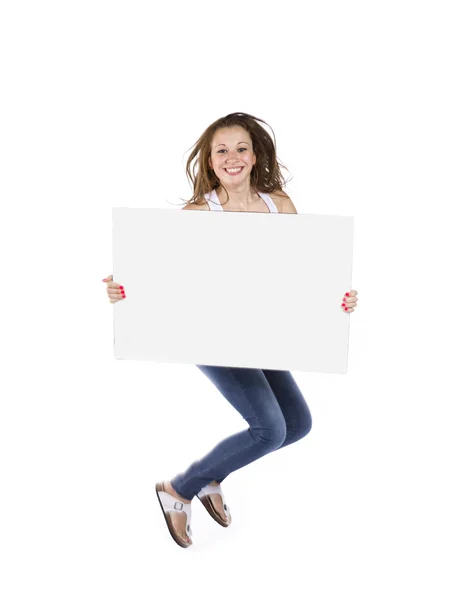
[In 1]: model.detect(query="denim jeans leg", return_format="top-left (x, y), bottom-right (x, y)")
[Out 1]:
top-left (262, 369), bottom-right (312, 448)
top-left (170, 365), bottom-right (288, 500)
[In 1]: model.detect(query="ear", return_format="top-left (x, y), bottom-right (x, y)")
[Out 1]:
top-left (208, 156), bottom-right (212, 169)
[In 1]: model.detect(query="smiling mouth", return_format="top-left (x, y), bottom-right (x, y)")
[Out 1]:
top-left (224, 167), bottom-right (244, 174)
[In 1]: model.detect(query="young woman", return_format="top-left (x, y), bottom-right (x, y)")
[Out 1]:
top-left (102, 112), bottom-right (358, 549)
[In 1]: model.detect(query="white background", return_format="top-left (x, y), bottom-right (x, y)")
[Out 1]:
top-left (1, 1), bottom-right (448, 598)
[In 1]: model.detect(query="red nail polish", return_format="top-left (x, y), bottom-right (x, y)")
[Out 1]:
top-left (119, 286), bottom-right (124, 290)
top-left (345, 307), bottom-right (348, 311)
top-left (345, 293), bottom-right (350, 297)
top-left (342, 303), bottom-right (346, 307)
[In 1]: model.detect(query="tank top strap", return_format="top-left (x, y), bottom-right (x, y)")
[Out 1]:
top-left (258, 192), bottom-right (278, 213)
top-left (204, 189), bottom-right (223, 211)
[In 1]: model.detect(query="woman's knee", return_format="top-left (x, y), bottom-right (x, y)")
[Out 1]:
top-left (300, 413), bottom-right (313, 438)
top-left (251, 417), bottom-right (287, 449)
top-left (288, 412), bottom-right (313, 444)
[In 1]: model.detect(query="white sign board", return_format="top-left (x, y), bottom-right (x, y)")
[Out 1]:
top-left (112, 208), bottom-right (354, 374)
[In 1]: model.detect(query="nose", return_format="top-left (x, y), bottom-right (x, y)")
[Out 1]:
top-left (226, 150), bottom-right (240, 162)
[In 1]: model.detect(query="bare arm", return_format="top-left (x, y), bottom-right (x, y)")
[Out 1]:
top-left (271, 191), bottom-right (298, 214)
top-left (181, 201), bottom-right (208, 210)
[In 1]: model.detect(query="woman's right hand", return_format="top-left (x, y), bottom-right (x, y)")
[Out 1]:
top-left (102, 274), bottom-right (126, 303)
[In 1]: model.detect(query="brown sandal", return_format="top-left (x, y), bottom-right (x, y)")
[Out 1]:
top-left (155, 482), bottom-right (193, 548)
top-left (196, 484), bottom-right (232, 528)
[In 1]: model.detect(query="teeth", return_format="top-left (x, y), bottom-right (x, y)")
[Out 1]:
top-left (226, 167), bottom-right (243, 173)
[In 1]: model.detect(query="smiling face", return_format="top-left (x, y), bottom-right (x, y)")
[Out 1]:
top-left (208, 126), bottom-right (257, 185)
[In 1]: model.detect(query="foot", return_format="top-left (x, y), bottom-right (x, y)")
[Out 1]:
top-left (204, 481), bottom-right (231, 524)
top-left (163, 481), bottom-right (192, 546)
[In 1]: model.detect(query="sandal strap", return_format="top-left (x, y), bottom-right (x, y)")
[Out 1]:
top-left (198, 485), bottom-right (231, 518)
top-left (197, 484), bottom-right (224, 499)
top-left (157, 490), bottom-right (193, 537)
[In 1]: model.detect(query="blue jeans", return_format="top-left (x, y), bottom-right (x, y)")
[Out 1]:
top-left (171, 365), bottom-right (312, 500)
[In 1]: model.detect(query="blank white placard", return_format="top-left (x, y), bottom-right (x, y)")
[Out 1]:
top-left (112, 208), bottom-right (354, 374)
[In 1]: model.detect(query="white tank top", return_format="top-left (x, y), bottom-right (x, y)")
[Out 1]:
top-left (203, 188), bottom-right (278, 213)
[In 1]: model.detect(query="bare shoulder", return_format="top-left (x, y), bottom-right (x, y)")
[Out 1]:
top-left (269, 190), bottom-right (298, 214)
top-left (182, 198), bottom-right (210, 211)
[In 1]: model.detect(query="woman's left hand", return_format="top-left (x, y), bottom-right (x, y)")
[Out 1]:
top-left (341, 289), bottom-right (358, 313)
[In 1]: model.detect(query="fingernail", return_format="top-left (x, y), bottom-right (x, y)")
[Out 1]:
top-left (119, 286), bottom-right (124, 289)
top-left (345, 307), bottom-right (348, 311)
top-left (342, 303), bottom-right (346, 307)
top-left (345, 293), bottom-right (350, 297)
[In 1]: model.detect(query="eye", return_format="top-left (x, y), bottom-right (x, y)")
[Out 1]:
top-left (217, 148), bottom-right (248, 153)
